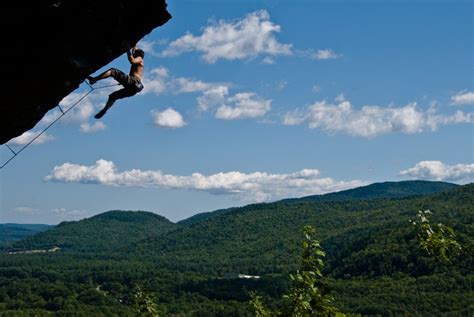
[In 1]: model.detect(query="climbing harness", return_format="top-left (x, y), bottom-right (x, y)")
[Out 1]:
top-left (0, 81), bottom-right (120, 169)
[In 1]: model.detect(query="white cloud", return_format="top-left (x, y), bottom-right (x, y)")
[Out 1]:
top-left (173, 77), bottom-right (214, 94)
top-left (196, 85), bottom-right (229, 112)
top-left (161, 10), bottom-right (292, 63)
top-left (216, 92), bottom-right (272, 119)
top-left (80, 122), bottom-right (107, 133)
top-left (283, 99), bottom-right (473, 138)
top-left (400, 161), bottom-right (474, 182)
top-left (151, 108), bottom-right (186, 128)
top-left (424, 109), bottom-right (473, 130)
top-left (312, 49), bottom-right (341, 60)
top-left (451, 90), bottom-right (474, 105)
top-left (13, 206), bottom-right (39, 214)
top-left (137, 39), bottom-right (169, 58)
top-left (142, 67), bottom-right (169, 95)
top-left (58, 93), bottom-right (97, 124)
top-left (262, 56), bottom-right (275, 64)
top-left (36, 93), bottom-right (95, 128)
top-left (138, 39), bottom-right (157, 56)
top-left (151, 67), bottom-right (170, 78)
top-left (142, 67), bottom-right (271, 120)
top-left (53, 207), bottom-right (91, 221)
top-left (45, 159), bottom-right (365, 202)
top-left (282, 112), bottom-right (306, 126)
top-left (56, 92), bottom-right (110, 133)
top-left (190, 84), bottom-right (271, 119)
top-left (8, 131), bottom-right (55, 145)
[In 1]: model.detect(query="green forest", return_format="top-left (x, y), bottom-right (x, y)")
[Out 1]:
top-left (1, 181), bottom-right (473, 316)
top-left (0, 224), bottom-right (51, 245)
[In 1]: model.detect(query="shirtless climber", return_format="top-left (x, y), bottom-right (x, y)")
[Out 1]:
top-left (87, 46), bottom-right (145, 119)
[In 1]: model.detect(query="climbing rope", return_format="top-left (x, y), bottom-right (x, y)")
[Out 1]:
top-left (0, 81), bottom-right (120, 169)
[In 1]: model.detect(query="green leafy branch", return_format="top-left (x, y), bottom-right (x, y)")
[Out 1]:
top-left (409, 210), bottom-right (462, 263)
top-left (133, 285), bottom-right (159, 316)
top-left (250, 225), bottom-right (345, 317)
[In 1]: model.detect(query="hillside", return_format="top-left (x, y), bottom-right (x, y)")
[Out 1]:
top-left (178, 207), bottom-right (239, 226)
top-left (1, 182), bottom-right (472, 315)
top-left (0, 224), bottom-right (52, 247)
top-left (129, 183), bottom-right (473, 315)
top-left (179, 180), bottom-right (457, 228)
top-left (134, 183), bottom-right (473, 275)
top-left (280, 180), bottom-right (458, 203)
top-left (7, 210), bottom-right (177, 253)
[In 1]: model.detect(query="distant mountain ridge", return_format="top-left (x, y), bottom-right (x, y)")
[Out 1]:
top-left (6, 210), bottom-right (176, 252)
top-left (3, 180), bottom-right (461, 252)
top-left (0, 223), bottom-right (52, 247)
top-left (279, 180), bottom-right (458, 203)
top-left (181, 180), bottom-right (458, 226)
top-left (131, 183), bottom-right (472, 275)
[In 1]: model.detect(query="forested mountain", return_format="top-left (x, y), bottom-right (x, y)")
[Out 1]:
top-left (180, 180), bottom-right (457, 225)
top-left (132, 183), bottom-right (472, 276)
top-left (280, 180), bottom-right (458, 203)
top-left (1, 182), bottom-right (472, 315)
top-left (0, 224), bottom-right (52, 246)
top-left (5, 210), bottom-right (177, 253)
top-left (177, 207), bottom-right (239, 227)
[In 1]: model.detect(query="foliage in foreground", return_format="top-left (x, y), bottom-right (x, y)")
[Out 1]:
top-left (410, 210), bottom-right (462, 263)
top-left (250, 225), bottom-right (345, 317)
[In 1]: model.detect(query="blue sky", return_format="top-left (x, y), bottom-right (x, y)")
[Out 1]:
top-left (1, 0), bottom-right (473, 224)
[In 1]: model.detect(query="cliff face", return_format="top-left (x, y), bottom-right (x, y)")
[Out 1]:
top-left (0, 0), bottom-right (171, 145)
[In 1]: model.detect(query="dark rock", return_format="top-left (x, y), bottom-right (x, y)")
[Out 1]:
top-left (0, 0), bottom-right (171, 144)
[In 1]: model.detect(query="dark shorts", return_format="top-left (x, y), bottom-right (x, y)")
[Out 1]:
top-left (109, 68), bottom-right (144, 100)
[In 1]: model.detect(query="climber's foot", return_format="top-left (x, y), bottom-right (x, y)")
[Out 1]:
top-left (87, 76), bottom-right (97, 85)
top-left (94, 109), bottom-right (107, 119)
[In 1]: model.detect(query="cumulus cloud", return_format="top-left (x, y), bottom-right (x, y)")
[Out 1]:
top-left (451, 90), bottom-right (474, 105)
top-left (262, 56), bottom-right (275, 64)
top-left (173, 79), bottom-right (271, 119)
top-left (142, 67), bottom-right (169, 95)
top-left (80, 122), bottom-right (107, 133)
top-left (53, 207), bottom-right (91, 221)
top-left (296, 49), bottom-right (341, 61)
top-left (138, 39), bottom-right (158, 56)
top-left (31, 94), bottom-right (93, 128)
top-left (161, 10), bottom-right (292, 63)
top-left (424, 109), bottom-right (473, 130)
top-left (144, 67), bottom-right (271, 120)
top-left (312, 49), bottom-right (341, 60)
top-left (8, 131), bottom-right (55, 145)
top-left (57, 92), bottom-right (97, 124)
top-left (137, 39), bottom-right (169, 58)
top-left (45, 159), bottom-right (365, 202)
top-left (400, 161), bottom-right (474, 182)
top-left (283, 99), bottom-right (473, 138)
top-left (13, 206), bottom-right (39, 214)
top-left (216, 93), bottom-right (272, 120)
top-left (196, 85), bottom-right (230, 112)
top-left (151, 108), bottom-right (186, 128)
top-left (173, 77), bottom-right (216, 94)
